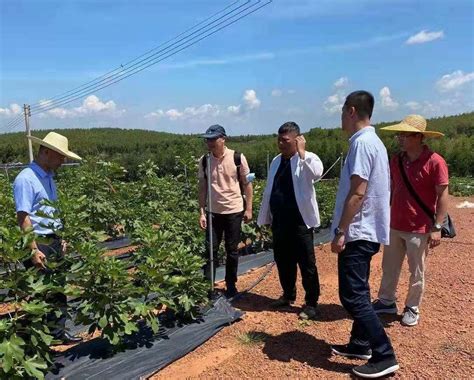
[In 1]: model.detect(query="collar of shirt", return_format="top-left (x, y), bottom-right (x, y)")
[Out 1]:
top-left (401, 145), bottom-right (432, 165)
top-left (349, 125), bottom-right (374, 144)
top-left (211, 146), bottom-right (229, 161)
top-left (30, 161), bottom-right (54, 179)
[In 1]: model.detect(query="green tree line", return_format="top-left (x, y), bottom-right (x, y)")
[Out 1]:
top-left (0, 112), bottom-right (472, 179)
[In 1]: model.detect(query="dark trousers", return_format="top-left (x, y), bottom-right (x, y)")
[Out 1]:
top-left (338, 240), bottom-right (396, 362)
top-left (24, 238), bottom-right (67, 339)
top-left (272, 223), bottom-right (320, 307)
top-left (204, 211), bottom-right (243, 286)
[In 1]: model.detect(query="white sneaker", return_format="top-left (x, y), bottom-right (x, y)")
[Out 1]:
top-left (401, 306), bottom-right (419, 326)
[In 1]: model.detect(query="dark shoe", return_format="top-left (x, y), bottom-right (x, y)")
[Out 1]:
top-left (372, 299), bottom-right (397, 315)
top-left (270, 296), bottom-right (294, 308)
top-left (224, 285), bottom-right (238, 298)
top-left (298, 305), bottom-right (318, 320)
top-left (58, 331), bottom-right (83, 344)
top-left (331, 343), bottom-right (372, 360)
top-left (352, 357), bottom-right (399, 378)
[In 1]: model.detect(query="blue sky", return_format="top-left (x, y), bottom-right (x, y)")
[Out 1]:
top-left (1, 0), bottom-right (473, 135)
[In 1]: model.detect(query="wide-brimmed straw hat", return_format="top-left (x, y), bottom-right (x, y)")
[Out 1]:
top-left (28, 132), bottom-right (82, 160)
top-left (380, 114), bottom-right (444, 138)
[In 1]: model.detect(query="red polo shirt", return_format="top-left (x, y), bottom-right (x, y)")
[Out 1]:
top-left (390, 146), bottom-right (449, 233)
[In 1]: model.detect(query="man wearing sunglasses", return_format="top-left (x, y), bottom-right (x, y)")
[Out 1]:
top-left (198, 124), bottom-right (253, 298)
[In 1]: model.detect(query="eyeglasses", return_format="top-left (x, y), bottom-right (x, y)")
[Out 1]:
top-left (204, 137), bottom-right (218, 142)
top-left (395, 133), bottom-right (419, 139)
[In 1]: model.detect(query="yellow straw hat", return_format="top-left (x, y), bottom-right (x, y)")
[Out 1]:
top-left (28, 132), bottom-right (82, 160)
top-left (380, 114), bottom-right (444, 138)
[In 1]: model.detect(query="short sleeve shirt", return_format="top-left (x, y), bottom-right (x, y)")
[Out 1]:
top-left (390, 146), bottom-right (449, 233)
top-left (198, 148), bottom-right (250, 214)
top-left (331, 127), bottom-right (391, 245)
top-left (13, 162), bottom-right (62, 235)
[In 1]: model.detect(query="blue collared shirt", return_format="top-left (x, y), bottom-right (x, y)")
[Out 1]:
top-left (13, 162), bottom-right (62, 235)
top-left (331, 126), bottom-right (390, 245)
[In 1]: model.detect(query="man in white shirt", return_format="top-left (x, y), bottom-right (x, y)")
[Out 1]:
top-left (329, 91), bottom-right (398, 378)
top-left (258, 121), bottom-right (323, 320)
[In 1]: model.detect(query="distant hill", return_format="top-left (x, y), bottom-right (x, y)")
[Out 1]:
top-left (1, 112), bottom-right (472, 178)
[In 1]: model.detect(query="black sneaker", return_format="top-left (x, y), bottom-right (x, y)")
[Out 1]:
top-left (270, 296), bottom-right (295, 308)
top-left (372, 299), bottom-right (397, 315)
top-left (331, 343), bottom-right (372, 360)
top-left (224, 285), bottom-right (238, 298)
top-left (352, 357), bottom-right (399, 378)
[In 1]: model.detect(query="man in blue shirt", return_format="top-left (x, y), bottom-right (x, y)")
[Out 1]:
top-left (13, 131), bottom-right (83, 344)
top-left (329, 91), bottom-right (398, 378)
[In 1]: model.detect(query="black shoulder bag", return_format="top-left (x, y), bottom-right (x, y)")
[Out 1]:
top-left (397, 154), bottom-right (456, 238)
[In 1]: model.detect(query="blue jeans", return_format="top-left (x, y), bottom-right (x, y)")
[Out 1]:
top-left (338, 240), bottom-right (395, 362)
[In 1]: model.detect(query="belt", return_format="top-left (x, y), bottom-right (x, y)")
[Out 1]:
top-left (36, 234), bottom-right (61, 244)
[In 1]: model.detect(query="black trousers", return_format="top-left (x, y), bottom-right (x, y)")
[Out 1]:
top-left (272, 222), bottom-right (320, 307)
top-left (338, 240), bottom-right (396, 362)
top-left (204, 211), bottom-right (243, 286)
top-left (24, 237), bottom-right (67, 339)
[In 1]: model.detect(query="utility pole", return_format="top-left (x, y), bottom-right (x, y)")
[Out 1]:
top-left (23, 104), bottom-right (33, 162)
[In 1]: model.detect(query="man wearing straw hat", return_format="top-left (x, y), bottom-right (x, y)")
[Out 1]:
top-left (372, 115), bottom-right (449, 327)
top-left (13, 131), bottom-right (83, 344)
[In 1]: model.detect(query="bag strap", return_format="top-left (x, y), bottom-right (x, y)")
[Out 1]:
top-left (397, 154), bottom-right (435, 223)
top-left (234, 151), bottom-right (242, 183)
top-left (202, 151), bottom-right (243, 187)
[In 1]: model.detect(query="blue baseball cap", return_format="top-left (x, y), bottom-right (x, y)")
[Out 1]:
top-left (201, 124), bottom-right (227, 139)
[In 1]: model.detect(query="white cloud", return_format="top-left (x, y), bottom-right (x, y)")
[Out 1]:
top-left (38, 95), bottom-right (125, 119)
top-left (159, 52), bottom-right (274, 70)
top-left (379, 86), bottom-right (399, 111)
top-left (436, 70), bottom-right (474, 92)
top-left (324, 77), bottom-right (350, 114)
top-left (227, 105), bottom-right (242, 115)
top-left (0, 103), bottom-right (22, 117)
top-left (287, 89), bottom-right (296, 94)
top-left (405, 101), bottom-right (421, 111)
top-left (271, 89), bottom-right (283, 97)
top-left (145, 104), bottom-right (220, 121)
top-left (406, 30), bottom-right (444, 45)
top-left (324, 93), bottom-right (345, 114)
top-left (243, 89), bottom-right (261, 110)
top-left (334, 76), bottom-right (349, 88)
top-left (145, 89), bottom-right (261, 122)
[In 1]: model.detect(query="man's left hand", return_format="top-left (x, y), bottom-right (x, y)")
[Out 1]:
top-left (428, 230), bottom-right (441, 249)
top-left (243, 209), bottom-right (253, 223)
top-left (331, 234), bottom-right (345, 254)
top-left (295, 135), bottom-right (306, 159)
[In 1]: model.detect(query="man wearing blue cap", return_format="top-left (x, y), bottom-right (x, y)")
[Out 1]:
top-left (198, 124), bottom-right (253, 298)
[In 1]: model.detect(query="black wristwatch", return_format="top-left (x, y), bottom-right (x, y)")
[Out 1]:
top-left (334, 227), bottom-right (345, 236)
top-left (432, 222), bottom-right (442, 232)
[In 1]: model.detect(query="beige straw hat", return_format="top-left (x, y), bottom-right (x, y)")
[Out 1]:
top-left (380, 114), bottom-right (444, 138)
top-left (28, 132), bottom-right (82, 160)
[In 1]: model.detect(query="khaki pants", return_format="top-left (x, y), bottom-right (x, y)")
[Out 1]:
top-left (378, 228), bottom-right (430, 309)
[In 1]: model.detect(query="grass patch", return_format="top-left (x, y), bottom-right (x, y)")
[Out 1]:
top-left (450, 177), bottom-right (474, 197)
top-left (236, 331), bottom-right (269, 345)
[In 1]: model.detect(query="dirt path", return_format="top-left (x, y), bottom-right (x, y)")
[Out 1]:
top-left (152, 195), bottom-right (474, 379)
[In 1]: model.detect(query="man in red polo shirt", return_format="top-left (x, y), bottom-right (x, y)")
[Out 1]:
top-left (372, 115), bottom-right (449, 326)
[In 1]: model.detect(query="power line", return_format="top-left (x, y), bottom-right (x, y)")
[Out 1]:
top-left (29, 0), bottom-right (244, 111)
top-left (0, 118), bottom-right (23, 134)
top-left (0, 0), bottom-right (272, 131)
top-left (31, 0), bottom-right (270, 115)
